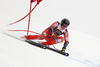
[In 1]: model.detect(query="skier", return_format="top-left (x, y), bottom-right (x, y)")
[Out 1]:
top-left (24, 18), bottom-right (70, 53)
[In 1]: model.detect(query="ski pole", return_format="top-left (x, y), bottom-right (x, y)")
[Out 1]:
top-left (27, 0), bottom-right (32, 36)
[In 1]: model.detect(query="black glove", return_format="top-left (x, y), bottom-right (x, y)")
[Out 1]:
top-left (61, 48), bottom-right (66, 53)
top-left (61, 42), bottom-right (69, 53)
top-left (50, 26), bottom-right (54, 33)
top-left (51, 32), bottom-right (56, 39)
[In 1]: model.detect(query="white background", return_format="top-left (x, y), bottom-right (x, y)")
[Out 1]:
top-left (0, 0), bottom-right (100, 38)
top-left (0, 0), bottom-right (100, 67)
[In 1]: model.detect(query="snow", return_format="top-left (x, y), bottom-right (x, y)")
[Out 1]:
top-left (0, 28), bottom-right (100, 67)
top-left (0, 0), bottom-right (100, 67)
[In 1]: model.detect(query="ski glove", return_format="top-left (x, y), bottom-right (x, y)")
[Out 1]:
top-left (61, 48), bottom-right (66, 53)
top-left (61, 42), bottom-right (69, 52)
top-left (51, 32), bottom-right (56, 39)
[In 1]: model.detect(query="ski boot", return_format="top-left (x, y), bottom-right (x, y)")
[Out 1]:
top-left (61, 48), bottom-right (66, 53)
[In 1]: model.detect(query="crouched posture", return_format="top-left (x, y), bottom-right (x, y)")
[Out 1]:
top-left (25, 18), bottom-right (70, 52)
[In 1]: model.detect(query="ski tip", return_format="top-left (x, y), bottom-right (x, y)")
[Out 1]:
top-left (65, 53), bottom-right (69, 56)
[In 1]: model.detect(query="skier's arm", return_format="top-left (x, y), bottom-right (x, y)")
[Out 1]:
top-left (50, 21), bottom-right (59, 33)
top-left (61, 31), bottom-right (69, 52)
top-left (49, 21), bottom-right (59, 39)
top-left (50, 26), bottom-right (54, 33)
top-left (63, 30), bottom-right (69, 49)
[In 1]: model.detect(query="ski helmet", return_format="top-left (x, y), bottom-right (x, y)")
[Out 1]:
top-left (61, 18), bottom-right (70, 27)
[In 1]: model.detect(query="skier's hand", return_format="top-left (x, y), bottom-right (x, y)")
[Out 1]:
top-left (61, 48), bottom-right (66, 53)
top-left (51, 32), bottom-right (56, 39)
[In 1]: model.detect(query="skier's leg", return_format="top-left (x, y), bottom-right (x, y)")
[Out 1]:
top-left (23, 27), bottom-right (50, 40)
top-left (42, 27), bottom-right (51, 36)
top-left (24, 35), bottom-right (45, 40)
top-left (42, 36), bottom-right (64, 45)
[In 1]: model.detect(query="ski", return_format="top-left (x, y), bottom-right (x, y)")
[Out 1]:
top-left (46, 45), bottom-right (69, 56)
top-left (4, 32), bottom-right (69, 56)
top-left (25, 40), bottom-right (69, 56)
top-left (25, 40), bottom-right (47, 49)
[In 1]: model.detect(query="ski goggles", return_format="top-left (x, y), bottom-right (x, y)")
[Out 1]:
top-left (62, 24), bottom-right (68, 27)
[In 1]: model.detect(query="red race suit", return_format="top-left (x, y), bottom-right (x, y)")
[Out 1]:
top-left (25, 21), bottom-right (69, 45)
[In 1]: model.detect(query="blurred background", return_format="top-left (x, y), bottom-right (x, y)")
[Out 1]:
top-left (0, 0), bottom-right (100, 38)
